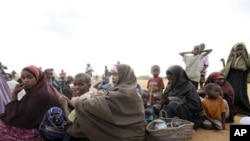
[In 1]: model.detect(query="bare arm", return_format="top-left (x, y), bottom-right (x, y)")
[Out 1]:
top-left (59, 96), bottom-right (71, 123)
top-left (220, 58), bottom-right (225, 67)
top-left (201, 49), bottom-right (213, 56)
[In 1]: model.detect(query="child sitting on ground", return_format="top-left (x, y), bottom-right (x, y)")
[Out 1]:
top-left (201, 83), bottom-right (226, 130)
top-left (153, 92), bottom-right (167, 119)
top-left (141, 89), bottom-right (155, 124)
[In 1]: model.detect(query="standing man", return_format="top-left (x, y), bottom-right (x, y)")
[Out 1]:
top-left (85, 63), bottom-right (94, 77)
top-left (104, 65), bottom-right (110, 77)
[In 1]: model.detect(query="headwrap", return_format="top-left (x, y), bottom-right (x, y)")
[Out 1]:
top-left (0, 65), bottom-right (61, 129)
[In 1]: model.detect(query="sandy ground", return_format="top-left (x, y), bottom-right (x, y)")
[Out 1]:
top-left (137, 79), bottom-right (250, 141)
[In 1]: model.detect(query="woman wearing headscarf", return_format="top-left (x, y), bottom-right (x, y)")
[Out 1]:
top-left (163, 65), bottom-right (203, 129)
top-left (0, 65), bottom-right (68, 141)
top-left (66, 64), bottom-right (146, 141)
top-left (204, 72), bottom-right (237, 123)
top-left (222, 42), bottom-right (250, 116)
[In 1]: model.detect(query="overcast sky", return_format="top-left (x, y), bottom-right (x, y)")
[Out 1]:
top-left (1, 0), bottom-right (250, 77)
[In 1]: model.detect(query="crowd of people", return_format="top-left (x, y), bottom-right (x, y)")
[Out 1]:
top-left (0, 42), bottom-right (250, 141)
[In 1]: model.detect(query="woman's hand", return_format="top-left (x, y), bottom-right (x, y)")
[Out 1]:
top-left (11, 83), bottom-right (25, 101)
top-left (13, 83), bottom-right (25, 95)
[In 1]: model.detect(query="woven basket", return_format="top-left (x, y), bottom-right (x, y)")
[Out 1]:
top-left (146, 118), bottom-right (194, 141)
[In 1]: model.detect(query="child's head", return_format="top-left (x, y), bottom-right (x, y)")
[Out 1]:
top-left (204, 83), bottom-right (222, 99)
top-left (73, 73), bottom-right (91, 96)
top-left (4, 73), bottom-right (12, 81)
top-left (153, 92), bottom-right (164, 105)
top-left (151, 65), bottom-right (160, 77)
top-left (192, 45), bottom-right (201, 55)
top-left (200, 43), bottom-right (205, 50)
top-left (44, 68), bottom-right (54, 79)
top-left (141, 89), bottom-right (150, 106)
top-left (102, 76), bottom-right (110, 84)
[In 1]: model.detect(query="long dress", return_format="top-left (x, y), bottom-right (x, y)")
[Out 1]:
top-left (222, 42), bottom-right (250, 116)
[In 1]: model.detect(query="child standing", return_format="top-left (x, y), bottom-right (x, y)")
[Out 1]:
top-left (147, 65), bottom-right (165, 105)
top-left (202, 83), bottom-right (226, 130)
top-left (179, 45), bottom-right (212, 89)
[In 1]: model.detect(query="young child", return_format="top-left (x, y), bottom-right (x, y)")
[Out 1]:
top-left (201, 83), bottom-right (226, 130)
top-left (39, 73), bottom-right (93, 140)
top-left (68, 73), bottom-right (93, 123)
top-left (147, 65), bottom-right (165, 96)
top-left (141, 89), bottom-right (155, 124)
top-left (152, 92), bottom-right (167, 119)
top-left (179, 45), bottom-right (212, 89)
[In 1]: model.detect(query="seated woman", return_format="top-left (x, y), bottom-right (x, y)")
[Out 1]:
top-left (65, 64), bottom-right (146, 141)
top-left (163, 65), bottom-right (203, 129)
top-left (204, 71), bottom-right (237, 123)
top-left (0, 65), bottom-right (68, 141)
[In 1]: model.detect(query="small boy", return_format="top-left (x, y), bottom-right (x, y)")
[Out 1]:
top-left (202, 83), bottom-right (226, 130)
top-left (147, 65), bottom-right (165, 93)
top-left (179, 45), bottom-right (212, 89)
top-left (152, 92), bottom-right (167, 119)
top-left (68, 73), bottom-right (93, 123)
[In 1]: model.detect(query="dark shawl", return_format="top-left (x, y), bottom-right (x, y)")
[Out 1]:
top-left (67, 64), bottom-right (146, 141)
top-left (164, 65), bottom-right (203, 127)
top-left (205, 71), bottom-right (237, 122)
top-left (0, 65), bottom-right (60, 129)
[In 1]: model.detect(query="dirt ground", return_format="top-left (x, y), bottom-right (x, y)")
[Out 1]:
top-left (137, 79), bottom-right (250, 141)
